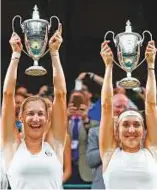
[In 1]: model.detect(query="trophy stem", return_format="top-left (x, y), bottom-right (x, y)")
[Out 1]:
top-left (34, 60), bottom-right (39, 66)
top-left (127, 72), bottom-right (132, 78)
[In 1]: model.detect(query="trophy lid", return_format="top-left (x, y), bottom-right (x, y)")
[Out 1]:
top-left (32, 5), bottom-right (40, 19)
top-left (115, 20), bottom-right (142, 45)
top-left (125, 20), bottom-right (132, 33)
top-left (22, 4), bottom-right (49, 28)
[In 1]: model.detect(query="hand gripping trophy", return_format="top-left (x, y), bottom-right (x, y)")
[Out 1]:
top-left (12, 5), bottom-right (60, 76)
top-left (104, 20), bottom-right (153, 89)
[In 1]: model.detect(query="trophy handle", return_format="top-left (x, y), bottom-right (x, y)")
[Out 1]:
top-left (42, 16), bottom-right (61, 57)
top-left (104, 31), bottom-right (116, 43)
top-left (12, 15), bottom-right (31, 57)
top-left (135, 30), bottom-right (153, 70)
top-left (12, 15), bottom-right (23, 33)
top-left (141, 30), bottom-right (153, 43)
top-left (104, 31), bottom-right (123, 69)
top-left (48, 16), bottom-right (60, 32)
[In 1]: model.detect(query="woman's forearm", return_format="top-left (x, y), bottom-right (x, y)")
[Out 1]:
top-left (63, 170), bottom-right (71, 182)
top-left (99, 64), bottom-right (114, 158)
top-left (146, 66), bottom-right (156, 105)
top-left (101, 64), bottom-right (113, 105)
top-left (2, 54), bottom-right (20, 144)
top-left (3, 55), bottom-right (20, 95)
top-left (50, 51), bottom-right (66, 94)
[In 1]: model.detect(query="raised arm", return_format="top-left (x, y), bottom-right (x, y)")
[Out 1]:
top-left (145, 41), bottom-right (157, 147)
top-left (99, 41), bottom-right (117, 160)
top-left (1, 33), bottom-right (22, 147)
top-left (46, 24), bottom-right (67, 152)
top-left (63, 134), bottom-right (72, 182)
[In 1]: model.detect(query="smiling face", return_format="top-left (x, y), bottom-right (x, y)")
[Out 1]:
top-left (118, 115), bottom-right (144, 152)
top-left (21, 98), bottom-right (48, 140)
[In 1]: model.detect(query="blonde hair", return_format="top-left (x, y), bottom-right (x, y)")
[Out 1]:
top-left (19, 96), bottom-right (49, 117)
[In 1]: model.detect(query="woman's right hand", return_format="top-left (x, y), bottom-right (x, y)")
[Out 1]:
top-left (100, 40), bottom-right (113, 66)
top-left (9, 32), bottom-right (23, 53)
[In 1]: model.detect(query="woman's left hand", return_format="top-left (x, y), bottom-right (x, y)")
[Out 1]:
top-left (49, 23), bottom-right (63, 52)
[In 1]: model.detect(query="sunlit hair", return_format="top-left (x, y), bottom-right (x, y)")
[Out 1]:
top-left (19, 96), bottom-right (49, 117)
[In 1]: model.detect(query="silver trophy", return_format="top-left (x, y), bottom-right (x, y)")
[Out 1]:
top-left (104, 20), bottom-right (152, 89)
top-left (12, 5), bottom-right (60, 76)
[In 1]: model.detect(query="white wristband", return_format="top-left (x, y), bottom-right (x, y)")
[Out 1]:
top-left (11, 52), bottom-right (21, 60)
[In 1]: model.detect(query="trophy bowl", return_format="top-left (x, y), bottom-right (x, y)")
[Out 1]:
top-left (116, 30), bottom-right (142, 88)
top-left (12, 5), bottom-right (60, 76)
top-left (23, 18), bottom-right (49, 76)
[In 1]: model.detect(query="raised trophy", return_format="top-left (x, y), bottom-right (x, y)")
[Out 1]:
top-left (104, 20), bottom-right (152, 89)
top-left (12, 5), bottom-right (60, 76)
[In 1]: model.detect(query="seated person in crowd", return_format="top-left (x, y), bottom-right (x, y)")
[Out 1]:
top-left (76, 72), bottom-right (103, 122)
top-left (65, 90), bottom-right (99, 188)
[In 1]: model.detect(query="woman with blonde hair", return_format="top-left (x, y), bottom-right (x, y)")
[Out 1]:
top-left (1, 24), bottom-right (67, 189)
top-left (99, 40), bottom-right (157, 189)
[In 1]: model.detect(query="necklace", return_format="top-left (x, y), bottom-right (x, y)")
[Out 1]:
top-left (27, 146), bottom-right (41, 154)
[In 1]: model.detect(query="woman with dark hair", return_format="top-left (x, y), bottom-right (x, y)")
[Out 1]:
top-left (1, 24), bottom-right (67, 189)
top-left (99, 40), bottom-right (157, 189)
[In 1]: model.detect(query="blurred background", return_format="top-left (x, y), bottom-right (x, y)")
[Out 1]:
top-left (1, 0), bottom-right (157, 96)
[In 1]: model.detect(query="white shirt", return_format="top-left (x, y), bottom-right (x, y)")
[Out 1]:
top-left (7, 140), bottom-right (63, 189)
top-left (0, 150), bottom-right (9, 189)
top-left (103, 148), bottom-right (157, 189)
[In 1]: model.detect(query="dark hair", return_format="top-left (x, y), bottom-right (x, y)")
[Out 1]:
top-left (39, 94), bottom-right (54, 102)
top-left (39, 85), bottom-right (54, 97)
top-left (70, 89), bottom-right (85, 96)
